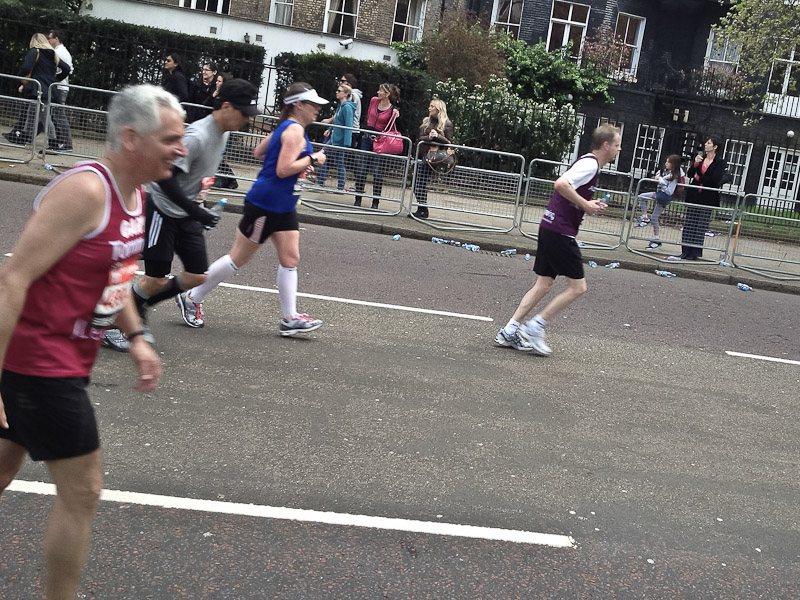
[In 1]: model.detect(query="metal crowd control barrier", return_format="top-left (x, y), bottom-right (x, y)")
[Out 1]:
top-left (625, 178), bottom-right (738, 264)
top-left (407, 142), bottom-right (525, 233)
top-left (41, 83), bottom-right (116, 167)
top-left (519, 158), bottom-right (634, 249)
top-left (0, 74), bottom-right (41, 163)
top-left (301, 120), bottom-right (411, 216)
top-left (728, 193), bottom-right (800, 280)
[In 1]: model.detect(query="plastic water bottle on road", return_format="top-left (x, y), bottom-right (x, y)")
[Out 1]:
top-left (654, 269), bottom-right (676, 278)
top-left (605, 262), bottom-right (620, 268)
top-left (500, 248), bottom-right (517, 256)
top-left (588, 261), bottom-right (597, 268)
top-left (737, 283), bottom-right (753, 291)
top-left (719, 260), bottom-right (735, 268)
top-left (204, 198), bottom-right (227, 230)
top-left (392, 234), bottom-right (401, 241)
top-left (463, 244), bottom-right (480, 252)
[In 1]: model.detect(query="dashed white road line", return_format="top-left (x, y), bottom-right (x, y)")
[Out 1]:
top-left (726, 351), bottom-right (800, 366)
top-left (133, 270), bottom-right (493, 322)
top-left (7, 480), bottom-right (574, 548)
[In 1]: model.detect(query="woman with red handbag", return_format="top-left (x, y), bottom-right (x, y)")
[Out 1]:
top-left (410, 99), bottom-right (454, 220)
top-left (353, 83), bottom-right (400, 209)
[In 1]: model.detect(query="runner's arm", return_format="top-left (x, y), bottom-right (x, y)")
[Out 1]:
top-left (114, 300), bottom-right (161, 393)
top-left (0, 173), bottom-right (105, 427)
top-left (155, 167), bottom-right (219, 226)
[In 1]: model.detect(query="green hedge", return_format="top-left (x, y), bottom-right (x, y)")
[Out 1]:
top-left (274, 51), bottom-right (435, 143)
top-left (0, 1), bottom-right (265, 108)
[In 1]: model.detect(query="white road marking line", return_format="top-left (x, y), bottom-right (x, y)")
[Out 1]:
top-left (726, 351), bottom-right (800, 366)
top-left (7, 480), bottom-right (574, 548)
top-left (133, 270), bottom-right (493, 322)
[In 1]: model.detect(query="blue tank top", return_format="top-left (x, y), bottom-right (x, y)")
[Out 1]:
top-left (246, 119), bottom-right (313, 213)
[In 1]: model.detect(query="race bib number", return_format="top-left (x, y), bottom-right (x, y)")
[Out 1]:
top-left (90, 259), bottom-right (139, 328)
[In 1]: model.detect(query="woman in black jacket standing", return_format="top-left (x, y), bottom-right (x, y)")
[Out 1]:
top-left (3, 33), bottom-right (70, 146)
top-left (409, 98), bottom-right (454, 220)
top-left (680, 135), bottom-right (728, 260)
top-left (162, 52), bottom-right (189, 103)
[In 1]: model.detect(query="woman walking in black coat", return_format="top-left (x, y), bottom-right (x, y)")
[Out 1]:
top-left (3, 33), bottom-right (70, 146)
top-left (680, 135), bottom-right (728, 260)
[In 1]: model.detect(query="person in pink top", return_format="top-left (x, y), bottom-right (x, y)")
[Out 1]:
top-left (353, 82), bottom-right (400, 209)
top-left (0, 84), bottom-right (184, 600)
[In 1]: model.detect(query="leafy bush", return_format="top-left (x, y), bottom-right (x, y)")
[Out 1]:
top-left (392, 41), bottom-right (427, 72)
top-left (432, 76), bottom-right (581, 164)
top-left (420, 15), bottom-right (506, 87)
top-left (497, 35), bottom-right (614, 106)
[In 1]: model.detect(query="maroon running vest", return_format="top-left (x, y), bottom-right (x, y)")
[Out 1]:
top-left (539, 154), bottom-right (599, 238)
top-left (4, 162), bottom-right (145, 378)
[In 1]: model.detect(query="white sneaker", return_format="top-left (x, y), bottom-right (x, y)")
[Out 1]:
top-left (280, 314), bottom-right (323, 336)
top-left (494, 328), bottom-right (533, 352)
top-left (518, 323), bottom-right (553, 356)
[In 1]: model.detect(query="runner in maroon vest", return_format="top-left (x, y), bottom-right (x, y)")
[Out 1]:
top-left (495, 124), bottom-right (621, 356)
top-left (0, 84), bottom-right (186, 599)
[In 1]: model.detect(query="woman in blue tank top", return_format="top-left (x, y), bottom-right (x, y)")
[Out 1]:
top-left (184, 82), bottom-right (330, 336)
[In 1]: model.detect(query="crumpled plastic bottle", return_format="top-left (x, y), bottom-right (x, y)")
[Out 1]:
top-left (737, 283), bottom-right (753, 291)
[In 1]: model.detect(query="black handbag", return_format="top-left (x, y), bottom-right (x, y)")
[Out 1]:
top-left (424, 145), bottom-right (456, 174)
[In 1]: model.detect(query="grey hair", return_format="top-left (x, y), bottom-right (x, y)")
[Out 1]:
top-left (106, 84), bottom-right (185, 151)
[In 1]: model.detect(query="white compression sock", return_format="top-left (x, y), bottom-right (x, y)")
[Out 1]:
top-left (503, 319), bottom-right (520, 335)
top-left (189, 254), bottom-right (238, 303)
top-left (277, 265), bottom-right (298, 320)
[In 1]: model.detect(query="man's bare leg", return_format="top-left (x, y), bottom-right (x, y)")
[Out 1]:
top-left (538, 277), bottom-right (587, 322)
top-left (511, 275), bottom-right (555, 322)
top-left (43, 449), bottom-right (102, 600)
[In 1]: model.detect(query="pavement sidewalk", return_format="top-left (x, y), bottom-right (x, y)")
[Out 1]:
top-left (2, 150), bottom-right (799, 296)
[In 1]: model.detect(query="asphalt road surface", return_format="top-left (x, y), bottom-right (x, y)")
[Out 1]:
top-left (1, 180), bottom-right (799, 599)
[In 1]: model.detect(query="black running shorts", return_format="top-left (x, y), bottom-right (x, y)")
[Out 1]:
top-left (0, 370), bottom-right (99, 461)
top-left (533, 227), bottom-right (585, 280)
top-left (238, 201), bottom-right (299, 245)
top-left (143, 196), bottom-right (209, 278)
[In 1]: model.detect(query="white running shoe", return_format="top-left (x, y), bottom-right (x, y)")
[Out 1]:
top-left (518, 323), bottom-right (553, 356)
top-left (280, 314), bottom-right (323, 336)
top-left (176, 291), bottom-right (205, 328)
top-left (495, 328), bottom-right (534, 352)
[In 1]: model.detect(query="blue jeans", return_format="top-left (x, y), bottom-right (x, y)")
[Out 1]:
top-left (316, 145), bottom-right (346, 190)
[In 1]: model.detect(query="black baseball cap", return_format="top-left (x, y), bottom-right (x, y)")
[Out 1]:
top-left (217, 79), bottom-right (260, 116)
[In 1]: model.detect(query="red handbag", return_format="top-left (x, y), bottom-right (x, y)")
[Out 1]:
top-left (373, 111), bottom-right (404, 154)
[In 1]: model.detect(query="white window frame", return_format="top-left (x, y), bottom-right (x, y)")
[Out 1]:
top-left (597, 117), bottom-right (623, 172)
top-left (324, 0), bottom-right (359, 37)
top-left (722, 139), bottom-right (752, 192)
top-left (178, 0), bottom-right (230, 15)
top-left (631, 125), bottom-right (665, 179)
top-left (491, 0), bottom-right (524, 39)
top-left (613, 13), bottom-right (645, 76)
top-left (764, 47), bottom-right (800, 118)
top-left (704, 29), bottom-right (740, 74)
top-left (392, 0), bottom-right (426, 42)
top-left (269, 0), bottom-right (294, 26)
top-left (562, 113), bottom-right (586, 165)
top-left (758, 146), bottom-right (800, 204)
top-left (682, 132), bottom-right (702, 161)
top-left (546, 1), bottom-right (590, 60)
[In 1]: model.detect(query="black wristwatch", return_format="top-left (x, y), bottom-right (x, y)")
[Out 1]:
top-left (309, 155), bottom-right (318, 167)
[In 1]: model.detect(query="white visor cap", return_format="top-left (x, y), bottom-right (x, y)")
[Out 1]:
top-left (283, 88), bottom-right (329, 106)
